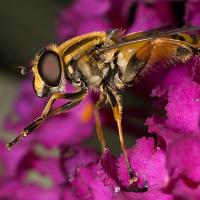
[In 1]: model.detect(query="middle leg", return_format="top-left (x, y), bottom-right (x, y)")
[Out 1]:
top-left (106, 89), bottom-right (138, 185)
top-left (94, 93), bottom-right (107, 152)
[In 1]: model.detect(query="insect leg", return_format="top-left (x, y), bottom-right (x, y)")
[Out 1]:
top-left (106, 89), bottom-right (138, 185)
top-left (94, 93), bottom-right (107, 151)
top-left (48, 89), bottom-right (87, 116)
top-left (6, 89), bottom-right (87, 149)
top-left (6, 95), bottom-right (56, 150)
top-left (49, 99), bottom-right (83, 116)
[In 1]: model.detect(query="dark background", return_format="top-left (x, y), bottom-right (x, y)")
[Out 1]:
top-left (0, 0), bottom-right (64, 75)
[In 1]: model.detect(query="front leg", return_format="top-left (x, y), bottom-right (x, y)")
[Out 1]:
top-left (6, 89), bottom-right (87, 150)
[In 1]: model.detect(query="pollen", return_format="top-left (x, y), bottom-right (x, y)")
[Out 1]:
top-left (81, 102), bottom-right (93, 122)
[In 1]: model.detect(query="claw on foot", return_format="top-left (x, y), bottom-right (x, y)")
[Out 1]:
top-left (6, 129), bottom-right (28, 150)
top-left (124, 179), bottom-right (149, 193)
top-left (129, 176), bottom-right (138, 185)
top-left (128, 169), bottom-right (138, 185)
top-left (5, 143), bottom-right (12, 151)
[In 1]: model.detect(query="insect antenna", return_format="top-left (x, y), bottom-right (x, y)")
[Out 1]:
top-left (18, 65), bottom-right (32, 75)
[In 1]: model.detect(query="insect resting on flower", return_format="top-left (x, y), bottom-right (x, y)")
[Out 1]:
top-left (7, 26), bottom-right (200, 189)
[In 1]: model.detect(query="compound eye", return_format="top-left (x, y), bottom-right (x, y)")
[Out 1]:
top-left (38, 51), bottom-right (61, 87)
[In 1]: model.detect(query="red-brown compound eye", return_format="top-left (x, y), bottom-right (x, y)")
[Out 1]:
top-left (38, 50), bottom-right (61, 87)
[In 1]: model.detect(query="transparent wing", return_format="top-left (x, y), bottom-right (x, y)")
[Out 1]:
top-left (99, 26), bottom-right (200, 52)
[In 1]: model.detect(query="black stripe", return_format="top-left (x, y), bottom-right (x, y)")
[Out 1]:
top-left (127, 54), bottom-right (147, 73)
top-left (127, 2), bottom-right (138, 26)
top-left (171, 34), bottom-right (185, 41)
top-left (191, 35), bottom-right (198, 44)
top-left (63, 37), bottom-right (98, 57)
top-left (197, 48), bottom-right (200, 55)
top-left (124, 54), bottom-right (148, 84)
top-left (107, 89), bottom-right (117, 107)
top-left (113, 50), bottom-right (119, 66)
top-left (176, 46), bottom-right (191, 56)
top-left (172, 1), bottom-right (185, 27)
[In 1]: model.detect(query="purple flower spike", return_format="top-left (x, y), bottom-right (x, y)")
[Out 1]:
top-left (172, 179), bottom-right (200, 200)
top-left (165, 67), bottom-right (200, 134)
top-left (57, 0), bottom-right (110, 40)
top-left (71, 164), bottom-right (113, 200)
top-left (147, 63), bottom-right (200, 138)
top-left (117, 137), bottom-right (169, 190)
top-left (98, 148), bottom-right (121, 187)
top-left (113, 190), bottom-right (173, 200)
top-left (72, 0), bottom-right (110, 17)
top-left (0, 141), bottom-right (31, 179)
top-left (128, 2), bottom-right (174, 33)
top-left (61, 146), bottom-right (99, 176)
top-left (0, 181), bottom-right (60, 200)
top-left (167, 135), bottom-right (200, 182)
top-left (62, 188), bottom-right (79, 200)
top-left (185, 1), bottom-right (200, 25)
top-left (32, 157), bottom-right (64, 184)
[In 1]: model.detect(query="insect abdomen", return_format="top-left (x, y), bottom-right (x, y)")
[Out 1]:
top-left (121, 36), bottom-right (200, 85)
top-left (171, 33), bottom-right (200, 47)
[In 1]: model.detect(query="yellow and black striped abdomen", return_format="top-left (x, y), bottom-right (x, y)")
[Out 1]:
top-left (122, 35), bottom-right (200, 85)
top-left (171, 33), bottom-right (200, 48)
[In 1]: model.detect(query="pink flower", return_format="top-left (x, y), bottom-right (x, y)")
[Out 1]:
top-left (60, 146), bottom-right (99, 176)
top-left (167, 135), bottom-right (200, 182)
top-left (0, 141), bottom-right (30, 179)
top-left (113, 190), bottom-right (173, 200)
top-left (118, 138), bottom-right (168, 190)
top-left (145, 58), bottom-right (200, 198)
top-left (99, 138), bottom-right (169, 192)
top-left (0, 181), bottom-right (60, 200)
top-left (172, 178), bottom-right (200, 200)
top-left (128, 2), bottom-right (174, 33)
top-left (3, 1), bottom-right (200, 199)
top-left (71, 164), bottom-right (113, 200)
top-left (185, 1), bottom-right (200, 26)
top-left (57, 0), bottom-right (111, 41)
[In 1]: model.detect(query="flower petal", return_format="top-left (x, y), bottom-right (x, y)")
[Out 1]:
top-left (113, 190), bottom-right (173, 200)
top-left (71, 164), bottom-right (113, 200)
top-left (117, 137), bottom-right (169, 190)
top-left (98, 148), bottom-right (121, 187)
top-left (167, 135), bottom-right (200, 182)
top-left (185, 1), bottom-right (200, 25)
top-left (172, 178), bottom-right (200, 200)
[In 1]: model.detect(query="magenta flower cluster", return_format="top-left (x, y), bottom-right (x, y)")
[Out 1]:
top-left (1, 1), bottom-right (200, 200)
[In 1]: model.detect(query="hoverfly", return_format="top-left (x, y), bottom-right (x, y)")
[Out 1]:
top-left (7, 26), bottom-right (200, 187)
